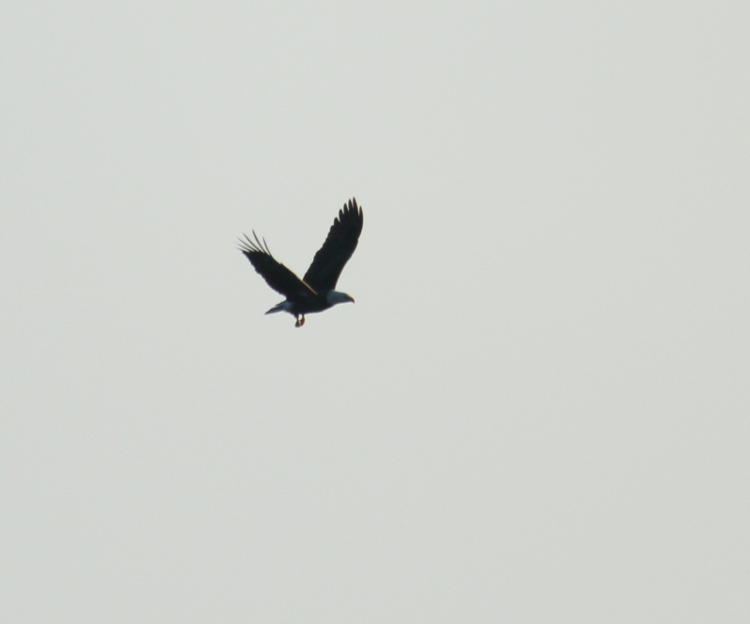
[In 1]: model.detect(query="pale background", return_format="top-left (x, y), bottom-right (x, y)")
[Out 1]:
top-left (2, 1), bottom-right (748, 622)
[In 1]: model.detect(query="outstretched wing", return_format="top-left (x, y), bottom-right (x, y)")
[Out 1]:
top-left (303, 198), bottom-right (364, 292)
top-left (238, 231), bottom-right (316, 299)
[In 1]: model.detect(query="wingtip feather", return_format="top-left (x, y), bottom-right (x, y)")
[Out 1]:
top-left (238, 230), bottom-right (274, 257)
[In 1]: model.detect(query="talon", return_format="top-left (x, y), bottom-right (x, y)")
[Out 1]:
top-left (299, 315), bottom-right (305, 326)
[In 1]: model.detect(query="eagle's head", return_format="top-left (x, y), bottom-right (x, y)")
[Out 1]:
top-left (326, 291), bottom-right (355, 306)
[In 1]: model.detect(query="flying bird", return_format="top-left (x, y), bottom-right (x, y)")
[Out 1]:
top-left (239, 198), bottom-right (364, 327)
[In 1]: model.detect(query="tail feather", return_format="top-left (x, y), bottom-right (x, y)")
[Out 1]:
top-left (265, 301), bottom-right (288, 314)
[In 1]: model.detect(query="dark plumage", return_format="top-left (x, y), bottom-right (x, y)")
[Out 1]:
top-left (239, 198), bottom-right (364, 327)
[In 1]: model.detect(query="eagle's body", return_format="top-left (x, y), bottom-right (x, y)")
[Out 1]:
top-left (265, 290), bottom-right (354, 319)
top-left (239, 198), bottom-right (363, 327)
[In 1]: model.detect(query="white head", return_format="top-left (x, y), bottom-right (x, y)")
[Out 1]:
top-left (326, 290), bottom-right (355, 306)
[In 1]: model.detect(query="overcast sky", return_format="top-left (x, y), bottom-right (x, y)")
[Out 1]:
top-left (2, 1), bottom-right (749, 622)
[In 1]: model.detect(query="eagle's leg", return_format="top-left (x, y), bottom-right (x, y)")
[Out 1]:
top-left (294, 314), bottom-right (306, 328)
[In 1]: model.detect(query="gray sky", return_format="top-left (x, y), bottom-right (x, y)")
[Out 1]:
top-left (3, 1), bottom-right (749, 622)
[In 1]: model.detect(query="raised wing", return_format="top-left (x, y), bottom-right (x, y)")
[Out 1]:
top-left (303, 198), bottom-right (363, 292)
top-left (238, 231), bottom-right (316, 299)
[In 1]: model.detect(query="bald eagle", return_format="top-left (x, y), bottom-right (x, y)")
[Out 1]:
top-left (239, 198), bottom-right (364, 327)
